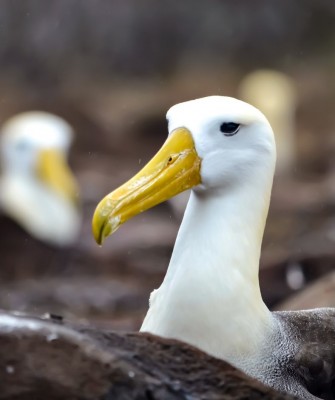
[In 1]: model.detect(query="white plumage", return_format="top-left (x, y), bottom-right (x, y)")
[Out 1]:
top-left (239, 69), bottom-right (296, 176)
top-left (141, 97), bottom-right (276, 372)
top-left (94, 96), bottom-right (335, 400)
top-left (0, 111), bottom-right (81, 246)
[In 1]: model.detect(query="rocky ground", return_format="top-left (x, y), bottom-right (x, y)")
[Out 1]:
top-left (0, 311), bottom-right (296, 400)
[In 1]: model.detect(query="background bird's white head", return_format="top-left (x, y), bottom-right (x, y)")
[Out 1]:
top-left (167, 96), bottom-right (276, 192)
top-left (0, 111), bottom-right (73, 175)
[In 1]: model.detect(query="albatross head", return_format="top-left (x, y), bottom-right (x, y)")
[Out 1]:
top-left (0, 111), bottom-right (81, 246)
top-left (93, 96), bottom-right (276, 244)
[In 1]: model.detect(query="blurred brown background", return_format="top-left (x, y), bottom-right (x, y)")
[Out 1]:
top-left (1, 0), bottom-right (335, 330)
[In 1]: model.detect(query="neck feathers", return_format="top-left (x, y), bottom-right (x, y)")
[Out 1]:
top-left (141, 172), bottom-right (275, 367)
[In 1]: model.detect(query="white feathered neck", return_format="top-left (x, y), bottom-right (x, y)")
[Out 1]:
top-left (0, 173), bottom-right (80, 246)
top-left (141, 159), bottom-right (275, 372)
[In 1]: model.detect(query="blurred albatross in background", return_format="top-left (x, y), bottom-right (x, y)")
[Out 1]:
top-left (93, 96), bottom-right (335, 400)
top-left (0, 111), bottom-right (81, 246)
top-left (239, 69), bottom-right (296, 177)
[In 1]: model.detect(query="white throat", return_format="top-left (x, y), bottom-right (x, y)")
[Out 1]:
top-left (0, 173), bottom-right (80, 246)
top-left (141, 172), bottom-right (275, 371)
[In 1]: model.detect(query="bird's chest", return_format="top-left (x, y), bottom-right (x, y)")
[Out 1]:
top-left (142, 270), bottom-right (273, 369)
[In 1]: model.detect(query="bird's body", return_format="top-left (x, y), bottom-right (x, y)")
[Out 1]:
top-left (239, 69), bottom-right (296, 177)
top-left (0, 172), bottom-right (79, 246)
top-left (93, 96), bottom-right (335, 399)
top-left (0, 111), bottom-right (81, 246)
top-left (272, 309), bottom-right (335, 399)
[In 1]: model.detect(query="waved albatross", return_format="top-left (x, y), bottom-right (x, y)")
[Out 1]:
top-left (0, 111), bottom-right (80, 246)
top-left (92, 96), bottom-right (335, 400)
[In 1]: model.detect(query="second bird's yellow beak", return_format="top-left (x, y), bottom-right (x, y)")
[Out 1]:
top-left (36, 148), bottom-right (79, 205)
top-left (92, 127), bottom-right (201, 245)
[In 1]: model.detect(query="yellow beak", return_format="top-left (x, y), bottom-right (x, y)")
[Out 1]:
top-left (36, 148), bottom-right (79, 205)
top-left (92, 127), bottom-right (201, 245)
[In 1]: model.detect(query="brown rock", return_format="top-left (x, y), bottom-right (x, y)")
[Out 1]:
top-left (276, 270), bottom-right (335, 311)
top-left (0, 311), bottom-right (295, 400)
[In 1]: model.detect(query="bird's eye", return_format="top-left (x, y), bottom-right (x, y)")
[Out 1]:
top-left (220, 122), bottom-right (240, 136)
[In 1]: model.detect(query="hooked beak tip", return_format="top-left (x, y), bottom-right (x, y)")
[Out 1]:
top-left (92, 208), bottom-right (107, 245)
top-left (95, 233), bottom-right (104, 246)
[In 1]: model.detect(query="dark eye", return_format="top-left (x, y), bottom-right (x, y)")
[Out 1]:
top-left (220, 122), bottom-right (240, 136)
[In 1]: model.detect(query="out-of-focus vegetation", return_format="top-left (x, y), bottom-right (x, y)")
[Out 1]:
top-left (1, 1), bottom-right (335, 84)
